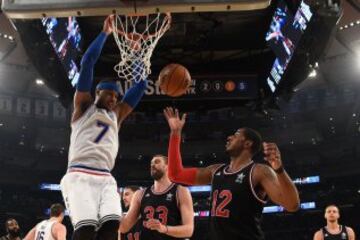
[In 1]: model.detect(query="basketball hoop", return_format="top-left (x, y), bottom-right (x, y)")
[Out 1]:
top-left (112, 12), bottom-right (171, 82)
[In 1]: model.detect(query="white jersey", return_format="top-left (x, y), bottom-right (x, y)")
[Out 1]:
top-left (68, 105), bottom-right (119, 171)
top-left (35, 220), bottom-right (56, 240)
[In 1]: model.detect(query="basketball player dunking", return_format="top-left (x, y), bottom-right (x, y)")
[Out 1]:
top-left (120, 186), bottom-right (142, 240)
top-left (60, 16), bottom-right (147, 240)
top-left (24, 204), bottom-right (66, 240)
top-left (313, 204), bottom-right (355, 240)
top-left (163, 107), bottom-right (300, 240)
top-left (120, 155), bottom-right (194, 240)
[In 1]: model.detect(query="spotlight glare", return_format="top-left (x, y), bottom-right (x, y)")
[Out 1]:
top-left (308, 69), bottom-right (317, 78)
top-left (35, 78), bottom-right (45, 85)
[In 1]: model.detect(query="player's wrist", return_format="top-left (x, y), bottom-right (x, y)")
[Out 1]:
top-left (159, 224), bottom-right (168, 234)
top-left (170, 130), bottom-right (182, 135)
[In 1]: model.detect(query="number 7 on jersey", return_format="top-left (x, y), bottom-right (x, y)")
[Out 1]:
top-left (94, 120), bottom-right (109, 143)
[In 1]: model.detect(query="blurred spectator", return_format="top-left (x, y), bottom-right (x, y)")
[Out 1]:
top-left (0, 218), bottom-right (21, 240)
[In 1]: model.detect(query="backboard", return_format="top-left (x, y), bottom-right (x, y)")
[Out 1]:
top-left (2, 0), bottom-right (270, 19)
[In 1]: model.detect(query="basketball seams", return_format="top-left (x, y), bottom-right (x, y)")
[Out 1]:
top-left (170, 67), bottom-right (187, 97)
top-left (165, 64), bottom-right (180, 96)
top-left (159, 63), bottom-right (191, 97)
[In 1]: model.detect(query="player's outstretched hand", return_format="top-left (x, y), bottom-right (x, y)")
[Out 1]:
top-left (144, 219), bottom-right (167, 234)
top-left (263, 142), bottom-right (283, 171)
top-left (103, 15), bottom-right (114, 35)
top-left (163, 107), bottom-right (186, 134)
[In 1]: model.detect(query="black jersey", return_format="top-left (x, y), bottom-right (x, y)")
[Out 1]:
top-left (322, 225), bottom-right (349, 240)
top-left (139, 183), bottom-right (182, 240)
top-left (209, 162), bottom-right (266, 240)
top-left (121, 220), bottom-right (142, 240)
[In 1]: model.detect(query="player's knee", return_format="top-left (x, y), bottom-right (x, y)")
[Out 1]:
top-left (73, 225), bottom-right (96, 240)
top-left (97, 220), bottom-right (119, 240)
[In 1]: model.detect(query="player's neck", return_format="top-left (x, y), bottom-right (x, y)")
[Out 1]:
top-left (153, 176), bottom-right (172, 192)
top-left (228, 154), bottom-right (252, 173)
top-left (50, 217), bottom-right (61, 223)
top-left (327, 221), bottom-right (340, 230)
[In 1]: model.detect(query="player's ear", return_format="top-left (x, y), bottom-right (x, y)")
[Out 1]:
top-left (245, 140), bottom-right (252, 149)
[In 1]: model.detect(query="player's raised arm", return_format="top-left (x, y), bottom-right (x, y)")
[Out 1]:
top-left (255, 142), bottom-right (300, 212)
top-left (115, 59), bottom-right (148, 125)
top-left (72, 16), bottom-right (113, 123)
top-left (164, 107), bottom-right (222, 185)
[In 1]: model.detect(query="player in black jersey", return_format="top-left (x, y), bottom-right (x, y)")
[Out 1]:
top-left (120, 186), bottom-right (141, 240)
top-left (164, 107), bottom-right (300, 240)
top-left (120, 155), bottom-right (194, 240)
top-left (313, 204), bottom-right (355, 240)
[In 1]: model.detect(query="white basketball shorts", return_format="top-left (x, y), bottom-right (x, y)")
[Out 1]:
top-left (60, 170), bottom-right (122, 230)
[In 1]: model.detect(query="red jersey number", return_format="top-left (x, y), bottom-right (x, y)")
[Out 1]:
top-left (211, 190), bottom-right (232, 218)
top-left (143, 206), bottom-right (169, 225)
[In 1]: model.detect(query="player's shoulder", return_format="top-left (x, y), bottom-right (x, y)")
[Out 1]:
top-left (52, 222), bottom-right (66, 233)
top-left (252, 163), bottom-right (277, 182)
top-left (253, 163), bottom-right (273, 174)
top-left (176, 184), bottom-right (190, 195)
top-left (313, 229), bottom-right (323, 239)
top-left (345, 226), bottom-right (355, 234)
top-left (133, 188), bottom-right (146, 201)
top-left (206, 163), bottom-right (226, 174)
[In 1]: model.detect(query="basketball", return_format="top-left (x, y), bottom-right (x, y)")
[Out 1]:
top-left (158, 64), bottom-right (192, 97)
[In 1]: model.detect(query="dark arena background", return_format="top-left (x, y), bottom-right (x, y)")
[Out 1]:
top-left (0, 0), bottom-right (359, 239)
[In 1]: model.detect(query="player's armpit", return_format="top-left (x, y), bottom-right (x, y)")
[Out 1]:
top-left (114, 101), bottom-right (133, 125)
top-left (120, 189), bottom-right (143, 233)
top-left (194, 164), bottom-right (224, 185)
top-left (72, 91), bottom-right (93, 123)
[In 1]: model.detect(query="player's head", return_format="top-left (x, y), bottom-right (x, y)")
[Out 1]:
top-left (226, 128), bottom-right (262, 158)
top-left (324, 204), bottom-right (340, 223)
top-left (95, 81), bottom-right (120, 111)
top-left (50, 203), bottom-right (65, 222)
top-left (122, 185), bottom-right (140, 209)
top-left (150, 154), bottom-right (168, 181)
top-left (5, 218), bottom-right (20, 237)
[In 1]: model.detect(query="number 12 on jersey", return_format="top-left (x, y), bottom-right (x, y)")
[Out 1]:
top-left (211, 190), bottom-right (232, 218)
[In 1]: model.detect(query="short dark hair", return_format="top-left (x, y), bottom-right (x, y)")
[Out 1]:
top-left (242, 128), bottom-right (262, 155)
top-left (152, 154), bottom-right (168, 164)
top-left (325, 204), bottom-right (339, 212)
top-left (124, 185), bottom-right (141, 193)
top-left (50, 203), bottom-right (65, 217)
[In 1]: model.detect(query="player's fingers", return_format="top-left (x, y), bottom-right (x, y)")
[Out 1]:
top-left (181, 113), bottom-right (187, 122)
top-left (163, 109), bottom-right (169, 120)
top-left (175, 109), bottom-right (179, 119)
top-left (169, 107), bottom-right (175, 117)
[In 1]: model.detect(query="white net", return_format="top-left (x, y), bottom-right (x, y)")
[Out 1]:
top-left (112, 13), bottom-right (171, 82)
